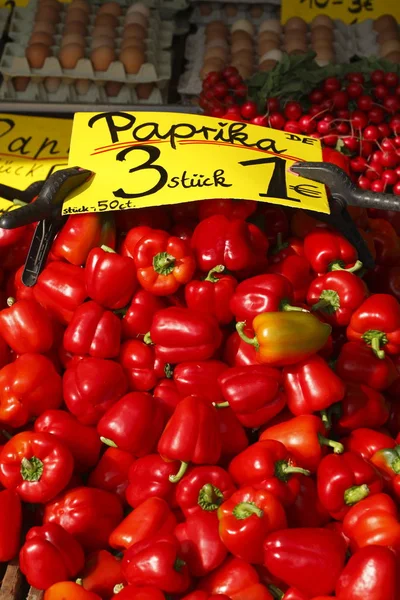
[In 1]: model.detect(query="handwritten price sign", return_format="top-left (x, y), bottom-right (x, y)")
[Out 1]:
top-left (63, 112), bottom-right (329, 216)
top-left (282, 0), bottom-right (400, 23)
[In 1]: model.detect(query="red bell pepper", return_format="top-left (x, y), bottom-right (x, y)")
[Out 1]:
top-left (133, 229), bottom-right (196, 296)
top-left (287, 476), bottom-right (331, 528)
top-left (88, 447), bottom-right (134, 503)
top-left (260, 415), bottom-right (344, 472)
top-left (33, 261), bottom-right (87, 325)
top-left (63, 301), bottom-right (121, 359)
top-left (0, 353), bottom-right (62, 428)
top-left (223, 330), bottom-right (258, 367)
top-left (367, 218), bottom-right (400, 267)
top-left (182, 594), bottom-right (230, 600)
top-left (154, 378), bottom-right (182, 417)
top-left (317, 451), bottom-right (383, 519)
top-left (172, 360), bottom-right (227, 406)
top-left (268, 255), bottom-right (313, 304)
top-left (44, 486), bottom-right (123, 552)
top-left (34, 409), bottom-right (101, 472)
top-left (283, 354), bottom-right (345, 416)
top-left (192, 215), bottom-right (269, 275)
top-left (44, 582), bottom-right (102, 600)
top-left (334, 383), bottom-right (389, 434)
top-left (218, 486), bottom-right (287, 564)
top-left (336, 342), bottom-right (398, 390)
top-left (303, 230), bottom-right (362, 274)
top-left (122, 534), bottom-right (191, 594)
top-left (176, 465), bottom-right (236, 516)
top-left (63, 357), bottom-right (127, 425)
top-left (120, 225), bottom-right (153, 257)
top-left (369, 445), bottom-right (400, 500)
top-left (336, 545), bottom-right (398, 600)
top-left (98, 392), bottom-right (165, 456)
top-left (199, 556), bottom-right (274, 600)
top-left (176, 511), bottom-right (227, 576)
top-left (217, 365), bottom-right (286, 428)
top-left (158, 395), bottom-right (222, 483)
top-left (111, 586), bottom-right (165, 600)
top-left (0, 297), bottom-right (54, 354)
top-left (0, 431), bottom-right (74, 503)
top-left (237, 312), bottom-right (331, 367)
top-left (217, 405), bottom-right (249, 464)
top-left (230, 274), bottom-right (297, 323)
top-left (126, 454), bottom-right (178, 508)
top-left (121, 289), bottom-right (167, 340)
top-left (19, 522), bottom-right (85, 590)
top-left (185, 266), bottom-right (237, 325)
top-left (228, 440), bottom-right (310, 507)
top-left (52, 213), bottom-right (115, 266)
top-left (149, 307), bottom-right (222, 364)
top-left (9, 265), bottom-right (34, 302)
top-left (109, 496), bottom-right (176, 551)
top-left (198, 198), bottom-right (256, 221)
top-left (347, 294), bottom-right (400, 358)
top-left (323, 147), bottom-right (350, 173)
top-left (119, 339), bottom-right (162, 392)
top-left (79, 550), bottom-right (123, 600)
top-left (0, 489), bottom-right (22, 561)
top-left (264, 528), bottom-right (347, 597)
top-left (85, 246), bottom-right (137, 310)
top-left (342, 492), bottom-right (400, 553)
top-left (307, 271), bottom-right (368, 327)
top-left (269, 235), bottom-right (303, 264)
top-left (343, 428), bottom-right (396, 460)
top-left (0, 225), bottom-right (34, 271)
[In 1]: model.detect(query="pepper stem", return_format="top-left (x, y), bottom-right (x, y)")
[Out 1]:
top-left (205, 265), bottom-right (225, 282)
top-left (198, 483), bottom-right (224, 511)
top-left (268, 585), bottom-right (285, 600)
top-left (214, 401), bottom-right (230, 408)
top-left (169, 461), bottom-right (189, 483)
top-left (272, 232), bottom-right (288, 254)
top-left (100, 245), bottom-right (116, 253)
top-left (143, 332), bottom-right (153, 345)
top-left (6, 297), bottom-right (15, 307)
top-left (100, 437), bottom-right (118, 448)
top-left (164, 363), bottom-right (173, 379)
top-left (236, 322), bottom-right (259, 350)
top-left (20, 456), bottom-right (44, 482)
top-left (274, 459), bottom-right (311, 482)
top-left (174, 557), bottom-right (186, 572)
top-left (392, 455), bottom-right (400, 474)
top-left (362, 329), bottom-right (387, 360)
top-left (153, 252), bottom-right (176, 275)
top-left (330, 260), bottom-right (363, 273)
top-left (344, 484), bottom-right (370, 506)
top-left (113, 584), bottom-right (125, 594)
top-left (318, 433), bottom-right (344, 454)
top-left (280, 300), bottom-right (308, 312)
top-left (320, 409), bottom-right (331, 430)
top-left (233, 501), bottom-right (263, 520)
top-left (312, 289), bottom-right (340, 315)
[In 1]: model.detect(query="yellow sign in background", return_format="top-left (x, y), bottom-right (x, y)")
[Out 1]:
top-left (281, 0), bottom-right (400, 24)
top-left (0, 114), bottom-right (72, 213)
top-left (64, 111), bottom-right (329, 216)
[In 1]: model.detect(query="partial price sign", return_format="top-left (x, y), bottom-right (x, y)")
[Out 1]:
top-left (63, 111), bottom-right (329, 216)
top-left (0, 114), bottom-right (71, 213)
top-left (282, 0), bottom-right (400, 24)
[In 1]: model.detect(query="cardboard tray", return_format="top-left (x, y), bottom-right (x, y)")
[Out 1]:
top-left (0, 561), bottom-right (43, 600)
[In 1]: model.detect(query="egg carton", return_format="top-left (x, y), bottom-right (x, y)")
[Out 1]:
top-left (190, 3), bottom-right (278, 25)
top-left (352, 18), bottom-right (400, 59)
top-left (0, 42), bottom-right (172, 84)
top-left (189, 0), bottom-right (281, 5)
top-left (13, 0), bottom-right (157, 14)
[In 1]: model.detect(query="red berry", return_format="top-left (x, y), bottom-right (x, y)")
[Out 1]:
top-left (223, 107), bottom-right (242, 121)
top-left (321, 99), bottom-right (333, 110)
top-left (346, 72), bottom-right (364, 84)
top-left (371, 70), bottom-right (385, 85)
top-left (317, 120), bottom-right (331, 135)
top-left (323, 77), bottom-right (341, 95)
top-left (268, 112), bottom-right (286, 130)
top-left (358, 175), bottom-right (371, 190)
top-left (309, 105), bottom-right (323, 116)
top-left (323, 133), bottom-right (338, 146)
top-left (343, 136), bottom-right (359, 152)
top-left (373, 85), bottom-right (388, 100)
top-left (360, 140), bottom-right (373, 158)
top-left (381, 151), bottom-right (398, 168)
top-left (212, 82), bottom-right (228, 99)
top-left (350, 156), bottom-right (368, 173)
top-left (337, 122), bottom-right (350, 135)
top-left (371, 179), bottom-right (385, 192)
top-left (205, 72), bottom-right (221, 86)
top-left (394, 181), bottom-right (400, 195)
top-left (228, 75), bottom-right (243, 88)
top-left (251, 115), bottom-right (268, 126)
top-left (299, 114), bottom-right (317, 134)
top-left (357, 95), bottom-right (373, 111)
top-left (240, 101), bottom-right (258, 120)
top-left (347, 83), bottom-right (363, 98)
top-left (363, 125), bottom-right (380, 141)
top-left (352, 110), bottom-right (368, 130)
top-left (384, 96), bottom-right (400, 114)
top-left (224, 94), bottom-right (236, 106)
top-left (211, 106), bottom-right (226, 117)
top-left (266, 97), bottom-right (280, 112)
top-left (234, 83), bottom-right (248, 98)
top-left (382, 169), bottom-right (398, 186)
top-left (309, 89), bottom-right (325, 104)
top-left (390, 116), bottom-right (400, 134)
top-left (381, 137), bottom-right (396, 151)
top-left (284, 120), bottom-right (302, 134)
top-left (284, 101), bottom-right (302, 121)
top-left (377, 123), bottom-right (391, 138)
top-left (394, 136), bottom-right (400, 147)
top-left (222, 66), bottom-right (238, 79)
top-left (366, 162), bottom-right (383, 180)
top-left (337, 109), bottom-right (350, 119)
top-left (384, 72), bottom-right (399, 88)
top-left (332, 90), bottom-right (349, 109)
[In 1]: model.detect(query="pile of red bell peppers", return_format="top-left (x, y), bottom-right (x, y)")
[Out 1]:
top-left (1, 191), bottom-right (400, 600)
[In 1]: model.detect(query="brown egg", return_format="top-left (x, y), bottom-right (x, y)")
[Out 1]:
top-left (199, 2), bottom-right (213, 16)
top-left (91, 46), bottom-right (116, 71)
top-left (206, 31), bottom-right (227, 43)
top-left (258, 30), bottom-right (280, 44)
top-left (259, 19), bottom-right (281, 35)
top-left (380, 39), bottom-right (400, 58)
top-left (121, 37), bottom-right (146, 51)
top-left (285, 39), bottom-right (308, 53)
top-left (64, 21), bottom-right (87, 36)
top-left (66, 8), bottom-right (89, 25)
top-left (95, 13), bottom-right (118, 28)
top-left (105, 81), bottom-right (123, 96)
top-left (26, 43), bottom-right (52, 68)
top-left (311, 26), bottom-right (334, 43)
top-left (259, 59), bottom-right (277, 72)
top-left (75, 78), bottom-right (91, 94)
top-left (284, 16), bottom-right (307, 33)
top-left (258, 39), bottom-right (279, 55)
top-left (98, 2), bottom-right (122, 17)
top-left (232, 49), bottom-right (254, 65)
top-left (37, 0), bottom-right (61, 12)
top-left (206, 21), bottom-right (228, 36)
top-left (125, 12), bottom-right (148, 29)
top-left (311, 14), bottom-right (333, 29)
top-left (92, 25), bottom-right (115, 38)
top-left (250, 4), bottom-right (263, 18)
top-left (374, 14), bottom-right (397, 33)
top-left (312, 40), bottom-right (334, 53)
top-left (204, 46), bottom-right (229, 62)
top-left (200, 59), bottom-right (224, 79)
top-left (234, 64), bottom-right (253, 79)
top-left (385, 51), bottom-right (400, 64)
top-left (33, 21), bottom-right (56, 35)
top-left (136, 82), bottom-right (154, 99)
top-left (377, 29), bottom-right (400, 45)
top-left (288, 46), bottom-right (307, 55)
top-left (61, 33), bottom-right (85, 48)
top-left (315, 49), bottom-right (335, 65)
top-left (45, 77), bottom-right (61, 92)
top-left (231, 37), bottom-right (253, 53)
top-left (231, 30), bottom-right (252, 45)
top-left (285, 30), bottom-right (307, 42)
top-left (119, 47), bottom-right (145, 74)
top-left (29, 31), bottom-right (54, 46)
top-left (224, 3), bottom-right (238, 17)
top-left (13, 77), bottom-right (30, 92)
top-left (123, 23), bottom-right (147, 40)
top-left (206, 38), bottom-right (229, 50)
top-left (91, 36), bottom-right (115, 50)
top-left (59, 44), bottom-right (84, 69)
top-left (35, 6), bottom-right (59, 23)
top-left (127, 3), bottom-right (150, 18)
top-left (69, 0), bottom-right (90, 13)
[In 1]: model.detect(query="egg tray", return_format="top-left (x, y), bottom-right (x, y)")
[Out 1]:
top-left (9, 8), bottom-right (175, 50)
top-left (190, 2), bottom-right (279, 25)
top-left (352, 18), bottom-right (400, 59)
top-left (0, 76), bottom-right (167, 105)
top-left (0, 42), bottom-right (172, 84)
top-left (188, 0), bottom-right (281, 5)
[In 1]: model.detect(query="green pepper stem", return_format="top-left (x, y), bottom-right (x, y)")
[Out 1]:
top-left (344, 484), bottom-right (370, 506)
top-left (6, 297), bottom-right (15, 307)
top-left (169, 461), bottom-right (189, 483)
top-left (20, 456), bottom-right (44, 482)
top-left (318, 433), bottom-right (344, 454)
top-left (153, 252), bottom-right (176, 275)
top-left (100, 245), bottom-right (116, 253)
top-left (205, 265), bottom-right (225, 282)
top-left (274, 459), bottom-right (310, 482)
top-left (100, 437), bottom-right (118, 448)
top-left (174, 557), bottom-right (186, 572)
top-left (330, 259), bottom-right (363, 273)
top-left (320, 409), bottom-right (331, 430)
top-left (233, 501), bottom-right (264, 520)
top-left (392, 456), bottom-right (400, 474)
top-left (164, 363), bottom-right (173, 379)
top-left (143, 332), bottom-right (153, 345)
top-left (371, 336), bottom-right (385, 359)
top-left (214, 401), bottom-right (230, 408)
top-left (312, 289), bottom-right (340, 315)
top-left (198, 483), bottom-right (224, 511)
top-left (363, 329), bottom-right (387, 360)
top-left (280, 300), bottom-right (308, 312)
top-left (236, 322), bottom-right (259, 350)
top-left (268, 585), bottom-right (285, 600)
top-left (113, 583), bottom-right (125, 594)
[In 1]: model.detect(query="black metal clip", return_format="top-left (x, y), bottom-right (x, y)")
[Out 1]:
top-left (0, 167), bottom-right (92, 287)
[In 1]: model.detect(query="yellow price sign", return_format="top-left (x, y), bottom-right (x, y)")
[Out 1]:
top-left (63, 111), bottom-right (329, 216)
top-left (281, 0), bottom-right (400, 24)
top-left (0, 114), bottom-right (72, 213)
